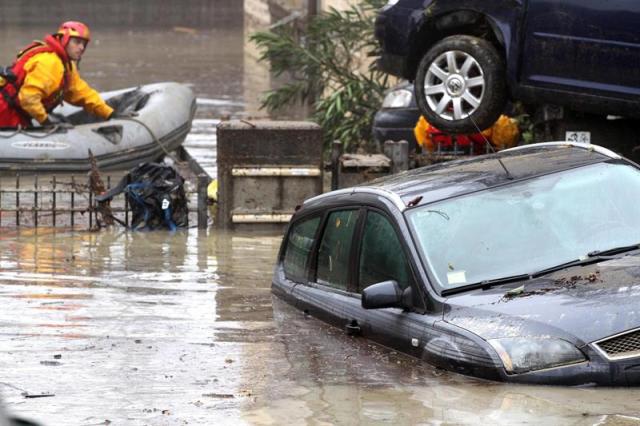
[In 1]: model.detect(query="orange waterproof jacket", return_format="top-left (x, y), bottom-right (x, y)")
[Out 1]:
top-left (0, 35), bottom-right (113, 126)
top-left (414, 115), bottom-right (519, 152)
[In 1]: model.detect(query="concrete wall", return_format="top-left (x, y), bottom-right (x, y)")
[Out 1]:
top-left (0, 0), bottom-right (243, 28)
top-left (216, 120), bottom-right (324, 230)
top-left (243, 0), bottom-right (376, 119)
top-left (243, 0), bottom-right (274, 117)
top-left (318, 0), bottom-right (379, 82)
top-left (243, 0), bottom-right (308, 118)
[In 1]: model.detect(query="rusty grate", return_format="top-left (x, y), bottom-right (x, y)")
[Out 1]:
top-left (0, 172), bottom-right (211, 229)
top-left (595, 329), bottom-right (640, 360)
top-left (0, 174), bottom-right (106, 228)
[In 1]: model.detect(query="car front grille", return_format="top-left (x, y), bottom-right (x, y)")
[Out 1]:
top-left (594, 329), bottom-right (640, 360)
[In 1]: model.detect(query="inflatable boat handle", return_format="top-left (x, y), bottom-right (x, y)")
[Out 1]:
top-left (93, 125), bottom-right (124, 145)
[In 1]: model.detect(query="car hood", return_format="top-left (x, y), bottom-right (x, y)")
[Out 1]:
top-left (444, 255), bottom-right (640, 344)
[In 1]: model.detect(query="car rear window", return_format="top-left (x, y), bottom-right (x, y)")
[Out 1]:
top-left (316, 210), bottom-right (359, 290)
top-left (283, 216), bottom-right (321, 283)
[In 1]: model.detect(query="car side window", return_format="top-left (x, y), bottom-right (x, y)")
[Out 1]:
top-left (316, 209), bottom-right (359, 290)
top-left (283, 216), bottom-right (321, 283)
top-left (358, 210), bottom-right (413, 292)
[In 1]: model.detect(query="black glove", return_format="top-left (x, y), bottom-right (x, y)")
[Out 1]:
top-left (110, 110), bottom-right (139, 119)
top-left (0, 66), bottom-right (16, 82)
top-left (43, 113), bottom-right (73, 129)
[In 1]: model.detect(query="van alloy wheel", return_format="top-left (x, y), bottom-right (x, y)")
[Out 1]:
top-left (424, 50), bottom-right (485, 121)
top-left (415, 35), bottom-right (506, 133)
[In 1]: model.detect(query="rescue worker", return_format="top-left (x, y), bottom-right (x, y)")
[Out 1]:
top-left (0, 21), bottom-right (116, 129)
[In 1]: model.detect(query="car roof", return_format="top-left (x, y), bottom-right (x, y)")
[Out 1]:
top-left (306, 143), bottom-right (622, 211)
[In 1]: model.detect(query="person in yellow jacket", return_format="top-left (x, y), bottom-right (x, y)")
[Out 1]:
top-left (0, 21), bottom-right (117, 128)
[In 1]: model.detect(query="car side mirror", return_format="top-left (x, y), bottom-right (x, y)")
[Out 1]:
top-left (361, 280), bottom-right (403, 309)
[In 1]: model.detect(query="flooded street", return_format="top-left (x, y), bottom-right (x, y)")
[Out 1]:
top-left (1, 2), bottom-right (640, 425)
top-left (0, 228), bottom-right (279, 425)
top-left (0, 229), bottom-right (639, 425)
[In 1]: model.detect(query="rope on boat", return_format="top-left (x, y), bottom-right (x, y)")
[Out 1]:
top-left (0, 124), bottom-right (63, 138)
top-left (117, 116), bottom-right (180, 164)
top-left (0, 118), bottom-right (183, 164)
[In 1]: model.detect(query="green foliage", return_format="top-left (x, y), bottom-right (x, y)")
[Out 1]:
top-left (250, 0), bottom-right (391, 152)
top-left (517, 114), bottom-right (535, 145)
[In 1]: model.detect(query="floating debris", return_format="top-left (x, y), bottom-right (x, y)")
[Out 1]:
top-left (23, 392), bottom-right (55, 399)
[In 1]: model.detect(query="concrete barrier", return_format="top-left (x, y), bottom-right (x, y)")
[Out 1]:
top-left (216, 120), bottom-right (323, 230)
top-left (331, 140), bottom-right (409, 189)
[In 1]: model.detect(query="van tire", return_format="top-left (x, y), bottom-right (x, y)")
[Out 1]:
top-left (415, 35), bottom-right (506, 133)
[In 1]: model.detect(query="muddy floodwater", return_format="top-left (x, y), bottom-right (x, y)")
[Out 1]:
top-left (0, 229), bottom-right (638, 425)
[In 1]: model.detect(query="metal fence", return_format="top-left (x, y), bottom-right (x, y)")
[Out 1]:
top-left (0, 173), bottom-right (211, 229)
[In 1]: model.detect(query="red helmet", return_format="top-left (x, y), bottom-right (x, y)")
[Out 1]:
top-left (56, 21), bottom-right (91, 47)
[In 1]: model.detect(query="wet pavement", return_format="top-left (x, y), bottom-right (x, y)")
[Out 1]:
top-left (0, 229), bottom-right (639, 425)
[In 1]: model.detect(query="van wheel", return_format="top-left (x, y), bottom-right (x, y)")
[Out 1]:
top-left (415, 35), bottom-right (506, 133)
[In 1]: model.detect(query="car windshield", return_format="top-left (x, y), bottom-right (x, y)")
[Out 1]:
top-left (406, 161), bottom-right (640, 291)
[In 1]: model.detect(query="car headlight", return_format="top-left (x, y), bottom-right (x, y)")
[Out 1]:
top-left (488, 338), bottom-right (586, 374)
top-left (382, 88), bottom-right (413, 108)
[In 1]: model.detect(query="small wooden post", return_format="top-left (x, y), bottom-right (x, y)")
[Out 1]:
top-left (384, 140), bottom-right (409, 175)
top-left (52, 176), bottom-right (57, 227)
top-left (71, 176), bottom-right (75, 228)
top-left (88, 149), bottom-right (115, 228)
top-left (89, 191), bottom-right (93, 229)
top-left (34, 175), bottom-right (38, 227)
top-left (331, 141), bottom-right (343, 190)
top-left (197, 174), bottom-right (209, 229)
top-left (124, 191), bottom-right (129, 227)
top-left (15, 174), bottom-right (19, 227)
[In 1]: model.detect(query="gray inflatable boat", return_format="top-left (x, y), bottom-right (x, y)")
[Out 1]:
top-left (0, 82), bottom-right (196, 172)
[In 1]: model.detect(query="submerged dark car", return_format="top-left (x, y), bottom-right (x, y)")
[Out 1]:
top-left (273, 142), bottom-right (640, 386)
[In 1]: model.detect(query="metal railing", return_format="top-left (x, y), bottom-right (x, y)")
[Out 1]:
top-left (0, 173), bottom-right (211, 229)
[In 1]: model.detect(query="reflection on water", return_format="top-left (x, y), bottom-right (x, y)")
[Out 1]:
top-left (0, 229), bottom-right (639, 425)
top-left (0, 228), bottom-right (279, 424)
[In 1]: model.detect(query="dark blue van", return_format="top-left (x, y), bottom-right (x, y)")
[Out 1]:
top-left (375, 0), bottom-right (640, 133)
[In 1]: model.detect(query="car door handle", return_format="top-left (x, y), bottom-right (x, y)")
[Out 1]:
top-left (345, 320), bottom-right (361, 336)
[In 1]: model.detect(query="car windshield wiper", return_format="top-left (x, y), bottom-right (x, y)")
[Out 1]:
top-left (441, 273), bottom-right (530, 297)
top-left (531, 244), bottom-right (640, 278)
top-left (586, 243), bottom-right (640, 257)
top-left (529, 258), bottom-right (600, 278)
top-left (441, 245), bottom-right (640, 297)
top-left (530, 254), bottom-right (618, 279)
